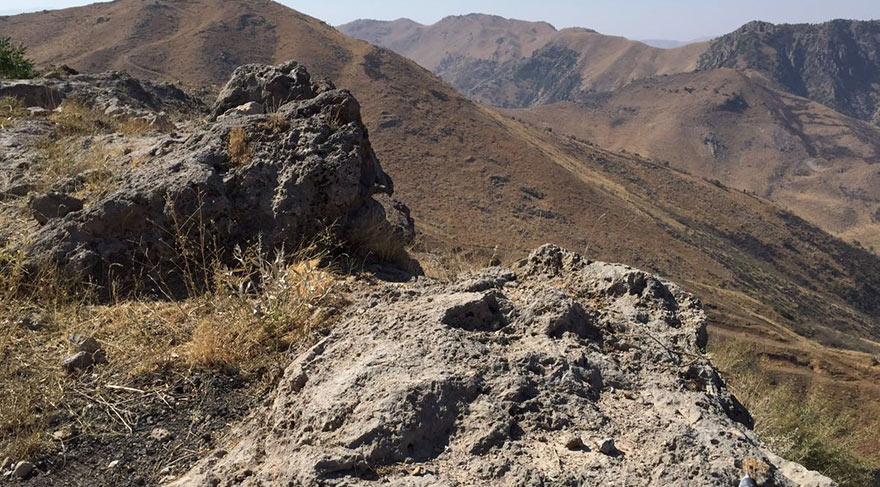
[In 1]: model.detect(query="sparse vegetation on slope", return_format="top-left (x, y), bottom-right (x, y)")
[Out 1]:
top-left (712, 339), bottom-right (880, 487)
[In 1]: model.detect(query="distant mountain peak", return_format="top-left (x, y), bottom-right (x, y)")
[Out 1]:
top-left (699, 18), bottom-right (880, 124)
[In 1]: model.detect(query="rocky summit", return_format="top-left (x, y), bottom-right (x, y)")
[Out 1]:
top-left (171, 244), bottom-right (833, 487)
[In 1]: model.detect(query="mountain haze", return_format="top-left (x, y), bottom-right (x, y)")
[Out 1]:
top-left (339, 15), bottom-right (706, 107)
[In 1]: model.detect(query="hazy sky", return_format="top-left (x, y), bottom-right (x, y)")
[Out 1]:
top-left (1, 0), bottom-right (878, 40)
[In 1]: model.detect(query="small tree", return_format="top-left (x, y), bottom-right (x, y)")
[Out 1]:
top-left (0, 37), bottom-right (37, 79)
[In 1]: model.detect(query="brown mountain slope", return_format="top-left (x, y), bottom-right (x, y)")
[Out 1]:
top-left (506, 69), bottom-right (880, 251)
top-left (2, 0), bottom-right (880, 436)
top-left (338, 15), bottom-right (706, 107)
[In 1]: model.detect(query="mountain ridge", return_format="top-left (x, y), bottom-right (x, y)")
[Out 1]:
top-left (2, 0), bottom-right (880, 473)
top-left (338, 14), bottom-right (705, 107)
top-left (698, 18), bottom-right (880, 125)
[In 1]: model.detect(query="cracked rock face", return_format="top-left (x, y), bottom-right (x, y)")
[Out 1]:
top-left (23, 62), bottom-right (413, 290)
top-left (171, 245), bottom-right (834, 487)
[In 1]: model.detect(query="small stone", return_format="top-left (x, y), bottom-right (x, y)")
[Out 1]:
top-left (563, 434), bottom-right (585, 450)
top-left (62, 351), bottom-right (94, 373)
top-left (29, 192), bottom-right (84, 224)
top-left (410, 466), bottom-right (424, 476)
top-left (69, 333), bottom-right (102, 354)
top-left (5, 182), bottom-right (35, 197)
top-left (51, 426), bottom-right (76, 441)
top-left (220, 101), bottom-right (264, 119)
top-left (63, 334), bottom-right (107, 373)
top-left (739, 475), bottom-right (758, 487)
top-left (149, 428), bottom-right (173, 442)
top-left (107, 459), bottom-right (120, 469)
top-left (13, 461), bottom-right (34, 479)
top-left (596, 438), bottom-right (616, 455)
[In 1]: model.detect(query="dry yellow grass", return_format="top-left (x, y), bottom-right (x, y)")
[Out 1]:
top-left (0, 241), bottom-right (346, 460)
top-left (34, 137), bottom-right (113, 185)
top-left (711, 339), bottom-right (880, 487)
top-left (0, 96), bottom-right (28, 128)
top-left (226, 126), bottom-right (252, 166)
top-left (50, 100), bottom-right (154, 137)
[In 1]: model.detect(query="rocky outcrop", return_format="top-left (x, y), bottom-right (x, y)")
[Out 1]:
top-left (698, 20), bottom-right (880, 125)
top-left (170, 245), bottom-right (835, 487)
top-left (0, 70), bottom-right (200, 124)
top-left (23, 61), bottom-right (413, 290)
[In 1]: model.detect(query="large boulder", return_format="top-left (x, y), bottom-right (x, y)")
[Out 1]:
top-left (23, 62), bottom-right (414, 290)
top-left (170, 245), bottom-right (834, 487)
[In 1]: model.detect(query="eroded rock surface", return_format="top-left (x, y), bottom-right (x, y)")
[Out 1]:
top-left (171, 245), bottom-right (835, 487)
top-left (21, 62), bottom-right (413, 289)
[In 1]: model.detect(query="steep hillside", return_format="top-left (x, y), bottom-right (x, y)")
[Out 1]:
top-left (2, 0), bottom-right (880, 467)
top-left (698, 19), bottom-right (880, 125)
top-left (339, 15), bottom-right (706, 107)
top-left (506, 69), bottom-right (880, 250)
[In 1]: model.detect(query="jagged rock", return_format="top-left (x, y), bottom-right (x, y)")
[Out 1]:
top-left (29, 192), bottom-right (84, 224)
top-left (596, 437), bottom-right (615, 455)
top-left (211, 61), bottom-right (317, 118)
top-left (374, 194), bottom-right (416, 246)
top-left (62, 334), bottom-right (106, 373)
top-left (219, 101), bottom-right (265, 118)
top-left (171, 245), bottom-right (834, 487)
top-left (698, 19), bottom-right (880, 124)
top-left (23, 62), bottom-right (412, 291)
top-left (62, 351), bottom-right (93, 373)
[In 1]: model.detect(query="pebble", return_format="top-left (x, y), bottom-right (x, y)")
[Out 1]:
top-left (563, 434), bottom-right (585, 450)
top-left (13, 461), bottom-right (35, 479)
top-left (149, 428), bottom-right (173, 442)
top-left (596, 438), bottom-right (616, 455)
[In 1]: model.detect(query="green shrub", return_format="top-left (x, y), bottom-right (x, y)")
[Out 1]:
top-left (0, 37), bottom-right (37, 79)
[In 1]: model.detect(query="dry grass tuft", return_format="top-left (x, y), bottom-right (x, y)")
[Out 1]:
top-left (257, 112), bottom-right (289, 135)
top-left (187, 245), bottom-right (341, 368)
top-left (50, 100), bottom-right (154, 137)
top-left (0, 95), bottom-right (27, 128)
top-left (226, 126), bottom-right (252, 166)
top-left (711, 339), bottom-right (880, 487)
top-left (410, 237), bottom-right (502, 281)
top-left (34, 137), bottom-right (112, 185)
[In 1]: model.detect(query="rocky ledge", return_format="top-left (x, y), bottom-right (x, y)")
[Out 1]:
top-left (15, 61), bottom-right (413, 290)
top-left (171, 245), bottom-right (835, 487)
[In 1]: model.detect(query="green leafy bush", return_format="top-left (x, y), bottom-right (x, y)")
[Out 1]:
top-left (0, 37), bottom-right (37, 79)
